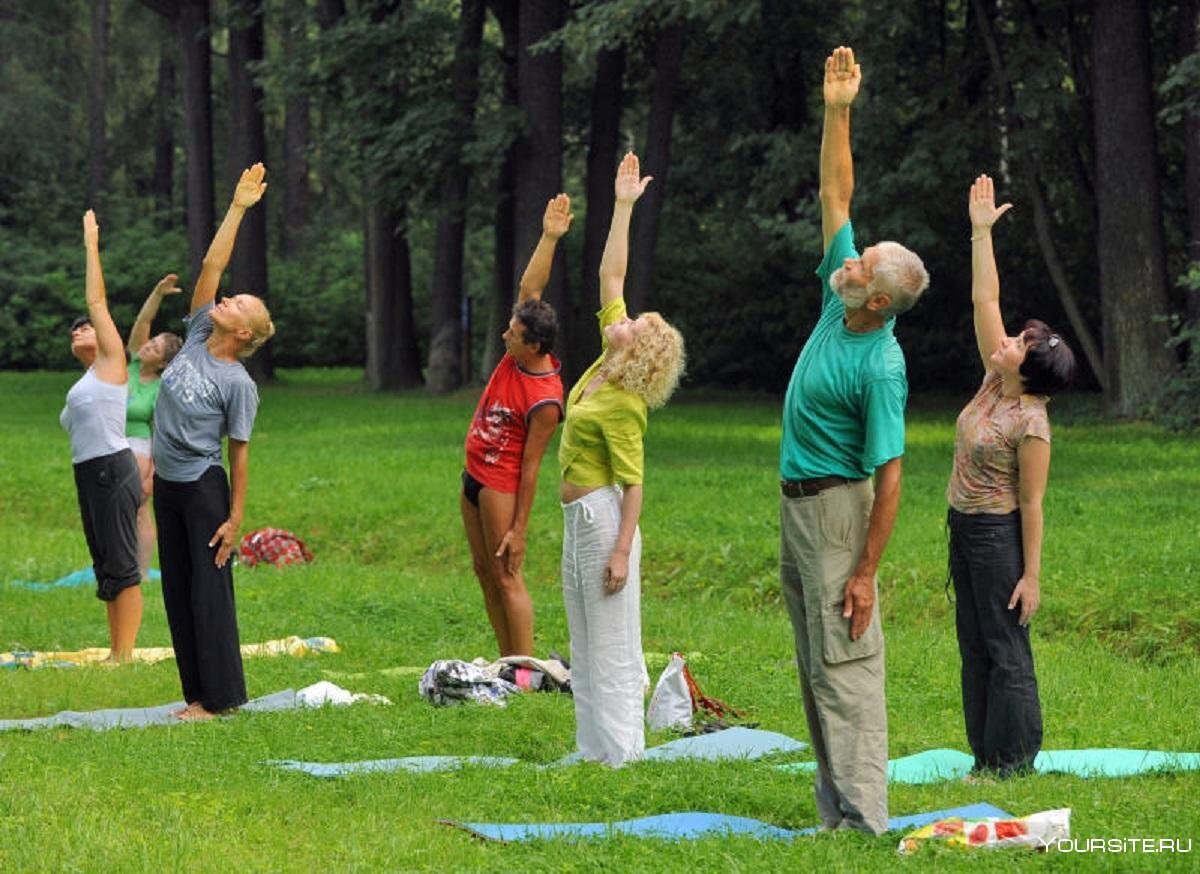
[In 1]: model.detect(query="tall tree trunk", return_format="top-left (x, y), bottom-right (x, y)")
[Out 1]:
top-left (228, 0), bottom-right (273, 381)
top-left (1092, 0), bottom-right (1177, 414)
top-left (153, 20), bottom-right (176, 230)
top-left (177, 0), bottom-right (215, 286)
top-left (1184, 0), bottom-right (1200, 326)
top-left (281, 0), bottom-right (311, 257)
top-left (626, 22), bottom-right (685, 315)
top-left (86, 0), bottom-right (109, 211)
top-left (972, 0), bottom-right (1107, 390)
top-left (575, 44), bottom-right (625, 382)
top-left (364, 199), bottom-right (422, 389)
top-left (514, 1), bottom-right (566, 348)
top-left (481, 0), bottom-right (518, 378)
top-left (427, 0), bottom-right (486, 394)
top-left (315, 0), bottom-right (346, 30)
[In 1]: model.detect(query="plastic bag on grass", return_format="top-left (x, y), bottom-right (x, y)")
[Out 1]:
top-left (646, 653), bottom-right (692, 730)
top-left (898, 808), bottom-right (1071, 854)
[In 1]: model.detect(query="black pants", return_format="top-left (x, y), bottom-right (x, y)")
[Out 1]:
top-left (154, 467), bottom-right (247, 712)
top-left (73, 449), bottom-right (141, 601)
top-left (947, 507), bottom-right (1042, 775)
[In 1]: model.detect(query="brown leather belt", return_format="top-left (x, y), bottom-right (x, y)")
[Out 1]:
top-left (781, 476), bottom-right (850, 498)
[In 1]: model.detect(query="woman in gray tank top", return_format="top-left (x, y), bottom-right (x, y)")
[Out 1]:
top-left (61, 210), bottom-right (144, 660)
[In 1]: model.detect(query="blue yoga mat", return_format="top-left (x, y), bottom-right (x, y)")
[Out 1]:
top-left (8, 567), bottom-right (161, 591)
top-left (0, 689), bottom-right (297, 732)
top-left (268, 756), bottom-right (519, 777)
top-left (448, 802), bottom-right (1013, 842)
top-left (777, 747), bottom-right (1200, 783)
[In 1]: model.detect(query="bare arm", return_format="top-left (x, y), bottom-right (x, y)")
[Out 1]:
top-left (599, 152), bottom-right (652, 307)
top-left (128, 274), bottom-right (182, 354)
top-left (517, 195), bottom-right (573, 303)
top-left (82, 211), bottom-right (127, 385)
top-left (819, 46), bottom-right (860, 251)
top-left (968, 174), bottom-right (1013, 369)
top-left (209, 438), bottom-right (249, 568)
top-left (1010, 436), bottom-right (1050, 625)
top-left (603, 483), bottom-right (643, 595)
top-left (495, 404), bottom-right (561, 574)
top-left (192, 164), bottom-right (267, 313)
top-left (842, 456), bottom-right (902, 641)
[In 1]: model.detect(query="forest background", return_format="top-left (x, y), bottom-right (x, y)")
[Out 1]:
top-left (1, 0), bottom-right (1197, 426)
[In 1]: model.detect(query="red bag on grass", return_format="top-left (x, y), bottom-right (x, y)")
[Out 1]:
top-left (237, 527), bottom-right (314, 568)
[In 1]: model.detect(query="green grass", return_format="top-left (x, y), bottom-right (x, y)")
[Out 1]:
top-left (1, 368), bottom-right (1197, 872)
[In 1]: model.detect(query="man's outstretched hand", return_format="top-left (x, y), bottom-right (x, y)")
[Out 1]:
top-left (824, 45), bottom-right (861, 109)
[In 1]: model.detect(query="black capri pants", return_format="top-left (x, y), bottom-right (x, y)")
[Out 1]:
top-left (154, 466), bottom-right (247, 713)
top-left (74, 448), bottom-right (141, 601)
top-left (947, 507), bottom-right (1043, 775)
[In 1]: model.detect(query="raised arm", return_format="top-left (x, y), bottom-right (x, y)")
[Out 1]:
top-left (599, 152), bottom-right (652, 307)
top-left (968, 174), bottom-right (1013, 370)
top-left (82, 211), bottom-right (127, 385)
top-left (517, 194), bottom-right (573, 303)
top-left (819, 46), bottom-right (860, 251)
top-left (128, 274), bottom-right (183, 355)
top-left (191, 163), bottom-right (267, 314)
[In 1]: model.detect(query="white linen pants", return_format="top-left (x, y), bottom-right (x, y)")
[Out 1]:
top-left (561, 486), bottom-right (645, 767)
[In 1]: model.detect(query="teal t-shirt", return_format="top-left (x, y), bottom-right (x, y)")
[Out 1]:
top-left (779, 221), bottom-right (908, 481)
top-left (126, 358), bottom-right (161, 439)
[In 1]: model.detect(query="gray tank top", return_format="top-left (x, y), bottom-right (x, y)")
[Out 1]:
top-left (60, 368), bottom-right (130, 464)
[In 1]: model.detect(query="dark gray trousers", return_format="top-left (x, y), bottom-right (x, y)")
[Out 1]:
top-left (948, 507), bottom-right (1042, 775)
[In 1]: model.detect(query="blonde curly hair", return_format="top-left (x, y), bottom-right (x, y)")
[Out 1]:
top-left (604, 312), bottom-right (685, 409)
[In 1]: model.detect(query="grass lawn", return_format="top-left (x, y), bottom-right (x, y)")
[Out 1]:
top-left (1, 368), bottom-right (1197, 871)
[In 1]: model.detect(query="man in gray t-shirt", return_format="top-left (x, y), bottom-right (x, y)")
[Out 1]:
top-left (152, 303), bottom-right (259, 482)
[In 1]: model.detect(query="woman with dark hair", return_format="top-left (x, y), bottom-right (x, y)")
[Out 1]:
top-left (946, 175), bottom-right (1076, 777)
top-left (558, 153), bottom-right (685, 767)
top-left (62, 211), bottom-right (143, 660)
top-left (125, 275), bottom-right (184, 582)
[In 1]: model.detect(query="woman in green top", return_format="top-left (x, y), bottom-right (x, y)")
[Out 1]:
top-left (558, 153), bottom-right (686, 767)
top-left (126, 275), bottom-right (183, 581)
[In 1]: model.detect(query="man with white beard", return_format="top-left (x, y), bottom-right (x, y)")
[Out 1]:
top-left (778, 45), bottom-right (929, 835)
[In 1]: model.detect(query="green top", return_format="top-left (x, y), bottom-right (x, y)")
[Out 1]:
top-left (559, 298), bottom-right (648, 487)
top-left (125, 358), bottom-right (161, 439)
top-left (779, 221), bottom-right (908, 481)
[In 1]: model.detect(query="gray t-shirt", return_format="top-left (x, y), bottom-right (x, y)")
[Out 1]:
top-left (152, 303), bottom-right (259, 483)
top-left (60, 368), bottom-right (130, 464)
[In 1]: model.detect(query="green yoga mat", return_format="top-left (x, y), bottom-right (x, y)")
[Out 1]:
top-left (777, 748), bottom-right (1200, 783)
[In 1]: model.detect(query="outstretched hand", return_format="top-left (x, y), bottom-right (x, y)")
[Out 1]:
top-left (543, 193), bottom-right (574, 239)
top-left (614, 152), bottom-right (652, 204)
top-left (969, 174), bottom-right (1013, 231)
top-left (83, 210), bottom-right (100, 249)
top-left (824, 46), bottom-right (861, 109)
top-left (153, 273), bottom-right (183, 297)
top-left (233, 162), bottom-right (268, 208)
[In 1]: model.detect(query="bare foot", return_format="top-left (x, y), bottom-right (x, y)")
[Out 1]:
top-left (175, 704), bottom-right (216, 722)
top-left (170, 701), bottom-right (200, 719)
top-left (962, 772), bottom-right (996, 785)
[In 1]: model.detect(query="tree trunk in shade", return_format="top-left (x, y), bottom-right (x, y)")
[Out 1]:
top-left (481, 0), bottom-right (518, 378)
top-left (227, 0), bottom-right (273, 381)
top-left (1183, 0), bottom-right (1200, 326)
top-left (364, 199), bottom-right (423, 389)
top-left (1092, 0), bottom-right (1177, 415)
top-left (513, 1), bottom-right (566, 353)
top-left (427, 0), bottom-right (486, 394)
top-left (281, 0), bottom-right (311, 257)
top-left (86, 0), bottom-right (109, 211)
top-left (626, 22), bottom-right (685, 316)
top-left (575, 44), bottom-right (625, 383)
top-left (177, 0), bottom-right (215, 286)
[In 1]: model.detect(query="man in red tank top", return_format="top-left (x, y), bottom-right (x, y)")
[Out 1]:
top-left (461, 195), bottom-right (572, 657)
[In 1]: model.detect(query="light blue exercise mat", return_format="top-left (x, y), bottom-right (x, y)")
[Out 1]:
top-left (777, 747), bottom-right (1200, 783)
top-left (1, 689), bottom-right (299, 732)
top-left (446, 802), bottom-right (1013, 843)
top-left (550, 727), bottom-right (808, 767)
top-left (8, 567), bottom-right (161, 591)
top-left (268, 756), bottom-right (519, 777)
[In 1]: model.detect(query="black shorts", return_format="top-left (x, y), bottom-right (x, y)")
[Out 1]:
top-left (462, 469), bottom-right (485, 507)
top-left (73, 448), bottom-right (141, 601)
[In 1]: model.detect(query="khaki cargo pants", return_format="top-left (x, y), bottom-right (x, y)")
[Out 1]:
top-left (780, 478), bottom-right (888, 835)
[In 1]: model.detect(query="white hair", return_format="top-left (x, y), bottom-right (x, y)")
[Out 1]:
top-left (868, 241), bottom-right (930, 318)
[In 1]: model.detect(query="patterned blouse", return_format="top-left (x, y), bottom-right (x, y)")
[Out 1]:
top-left (947, 371), bottom-right (1051, 514)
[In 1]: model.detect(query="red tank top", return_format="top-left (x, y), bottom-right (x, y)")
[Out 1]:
top-left (464, 354), bottom-right (564, 493)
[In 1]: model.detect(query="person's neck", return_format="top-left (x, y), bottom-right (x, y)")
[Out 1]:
top-left (1000, 371), bottom-right (1025, 399)
top-left (515, 350), bottom-right (553, 373)
top-left (843, 307), bottom-right (885, 333)
top-left (140, 367), bottom-right (160, 382)
top-left (206, 329), bottom-right (241, 363)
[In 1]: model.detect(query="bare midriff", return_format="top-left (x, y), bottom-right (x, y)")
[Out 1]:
top-left (560, 480), bottom-right (602, 504)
